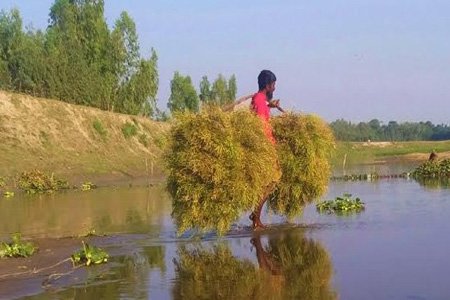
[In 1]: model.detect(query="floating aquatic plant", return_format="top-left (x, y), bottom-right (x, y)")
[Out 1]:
top-left (71, 241), bottom-right (109, 266)
top-left (0, 233), bottom-right (37, 258)
top-left (316, 194), bottom-right (365, 215)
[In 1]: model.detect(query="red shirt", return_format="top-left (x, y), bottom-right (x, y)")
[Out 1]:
top-left (251, 92), bottom-right (270, 121)
top-left (251, 92), bottom-right (275, 144)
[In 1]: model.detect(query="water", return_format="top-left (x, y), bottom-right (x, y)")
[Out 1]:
top-left (1, 170), bottom-right (450, 299)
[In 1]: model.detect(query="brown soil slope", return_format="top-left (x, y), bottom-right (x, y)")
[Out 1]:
top-left (0, 90), bottom-right (168, 183)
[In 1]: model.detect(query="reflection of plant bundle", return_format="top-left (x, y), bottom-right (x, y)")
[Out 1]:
top-left (166, 108), bottom-right (279, 235)
top-left (269, 114), bottom-right (336, 217)
top-left (173, 245), bottom-right (264, 299)
top-left (262, 232), bottom-right (336, 300)
top-left (172, 231), bottom-right (336, 300)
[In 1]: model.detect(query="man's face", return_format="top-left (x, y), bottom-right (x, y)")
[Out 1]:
top-left (266, 81), bottom-right (276, 100)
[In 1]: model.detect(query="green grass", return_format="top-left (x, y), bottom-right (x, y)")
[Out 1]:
top-left (122, 122), bottom-right (138, 139)
top-left (332, 140), bottom-right (450, 167)
top-left (93, 119), bottom-right (107, 139)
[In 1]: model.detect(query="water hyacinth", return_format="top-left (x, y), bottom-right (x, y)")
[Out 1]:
top-left (166, 108), bottom-right (279, 235)
top-left (269, 113), bottom-right (336, 217)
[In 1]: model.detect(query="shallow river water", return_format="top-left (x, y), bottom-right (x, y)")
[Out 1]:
top-left (1, 165), bottom-right (450, 300)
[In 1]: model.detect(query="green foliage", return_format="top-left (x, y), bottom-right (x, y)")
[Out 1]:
top-left (412, 159), bottom-right (450, 178)
top-left (93, 119), bottom-right (107, 138)
top-left (122, 122), bottom-right (138, 138)
top-left (199, 74), bottom-right (238, 106)
top-left (269, 113), bottom-right (336, 217)
top-left (316, 194), bottom-right (365, 215)
top-left (199, 75), bottom-right (212, 103)
top-left (71, 241), bottom-right (109, 266)
top-left (0, 3), bottom-right (159, 117)
top-left (18, 170), bottom-right (69, 193)
top-left (167, 71), bottom-right (199, 113)
top-left (166, 108), bottom-right (279, 235)
top-left (0, 233), bottom-right (37, 258)
top-left (330, 118), bottom-right (450, 141)
top-left (81, 182), bottom-right (97, 191)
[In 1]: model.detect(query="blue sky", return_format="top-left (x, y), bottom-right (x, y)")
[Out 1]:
top-left (3, 0), bottom-right (450, 123)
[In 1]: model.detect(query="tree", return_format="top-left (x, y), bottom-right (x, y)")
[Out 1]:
top-left (167, 71), bottom-right (199, 113)
top-left (211, 74), bottom-right (229, 105)
top-left (227, 74), bottom-right (237, 102)
top-left (198, 75), bottom-right (212, 104)
top-left (0, 3), bottom-right (159, 116)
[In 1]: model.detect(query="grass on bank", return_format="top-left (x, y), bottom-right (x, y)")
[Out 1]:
top-left (332, 140), bottom-right (450, 167)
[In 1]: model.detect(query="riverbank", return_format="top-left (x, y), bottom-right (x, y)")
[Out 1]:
top-left (0, 90), bottom-right (169, 189)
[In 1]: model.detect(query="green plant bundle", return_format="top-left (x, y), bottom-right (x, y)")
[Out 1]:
top-left (166, 108), bottom-right (279, 235)
top-left (0, 233), bottom-right (37, 258)
top-left (316, 194), bottom-right (365, 215)
top-left (71, 241), bottom-right (109, 266)
top-left (18, 170), bottom-right (69, 194)
top-left (269, 113), bottom-right (336, 217)
top-left (412, 159), bottom-right (450, 178)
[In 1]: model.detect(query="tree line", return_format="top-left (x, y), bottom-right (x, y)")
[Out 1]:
top-left (0, 1), bottom-right (240, 119)
top-left (330, 119), bottom-right (450, 141)
top-left (0, 1), bottom-right (159, 116)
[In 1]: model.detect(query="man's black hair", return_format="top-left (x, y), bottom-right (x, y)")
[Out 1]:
top-left (258, 70), bottom-right (276, 91)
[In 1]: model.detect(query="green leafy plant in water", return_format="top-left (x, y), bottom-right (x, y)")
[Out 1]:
top-left (0, 233), bottom-right (37, 258)
top-left (71, 241), bottom-right (109, 266)
top-left (18, 170), bottom-right (69, 194)
top-left (316, 193), bottom-right (365, 215)
top-left (3, 191), bottom-right (14, 198)
top-left (81, 182), bottom-right (97, 191)
top-left (122, 122), bottom-right (138, 139)
top-left (411, 159), bottom-right (450, 178)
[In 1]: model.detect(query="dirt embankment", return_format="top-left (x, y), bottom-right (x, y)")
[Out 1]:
top-left (0, 90), bottom-right (169, 184)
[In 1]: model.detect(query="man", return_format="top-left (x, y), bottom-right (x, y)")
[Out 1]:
top-left (249, 69), bottom-right (282, 229)
top-left (251, 70), bottom-right (280, 144)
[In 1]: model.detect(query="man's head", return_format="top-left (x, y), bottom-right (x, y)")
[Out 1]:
top-left (258, 70), bottom-right (276, 100)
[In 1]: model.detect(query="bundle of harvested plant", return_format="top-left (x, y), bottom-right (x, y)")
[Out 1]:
top-left (166, 108), bottom-right (279, 235)
top-left (269, 113), bottom-right (335, 217)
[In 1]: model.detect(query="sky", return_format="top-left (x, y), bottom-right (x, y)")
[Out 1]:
top-left (3, 0), bottom-right (450, 124)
